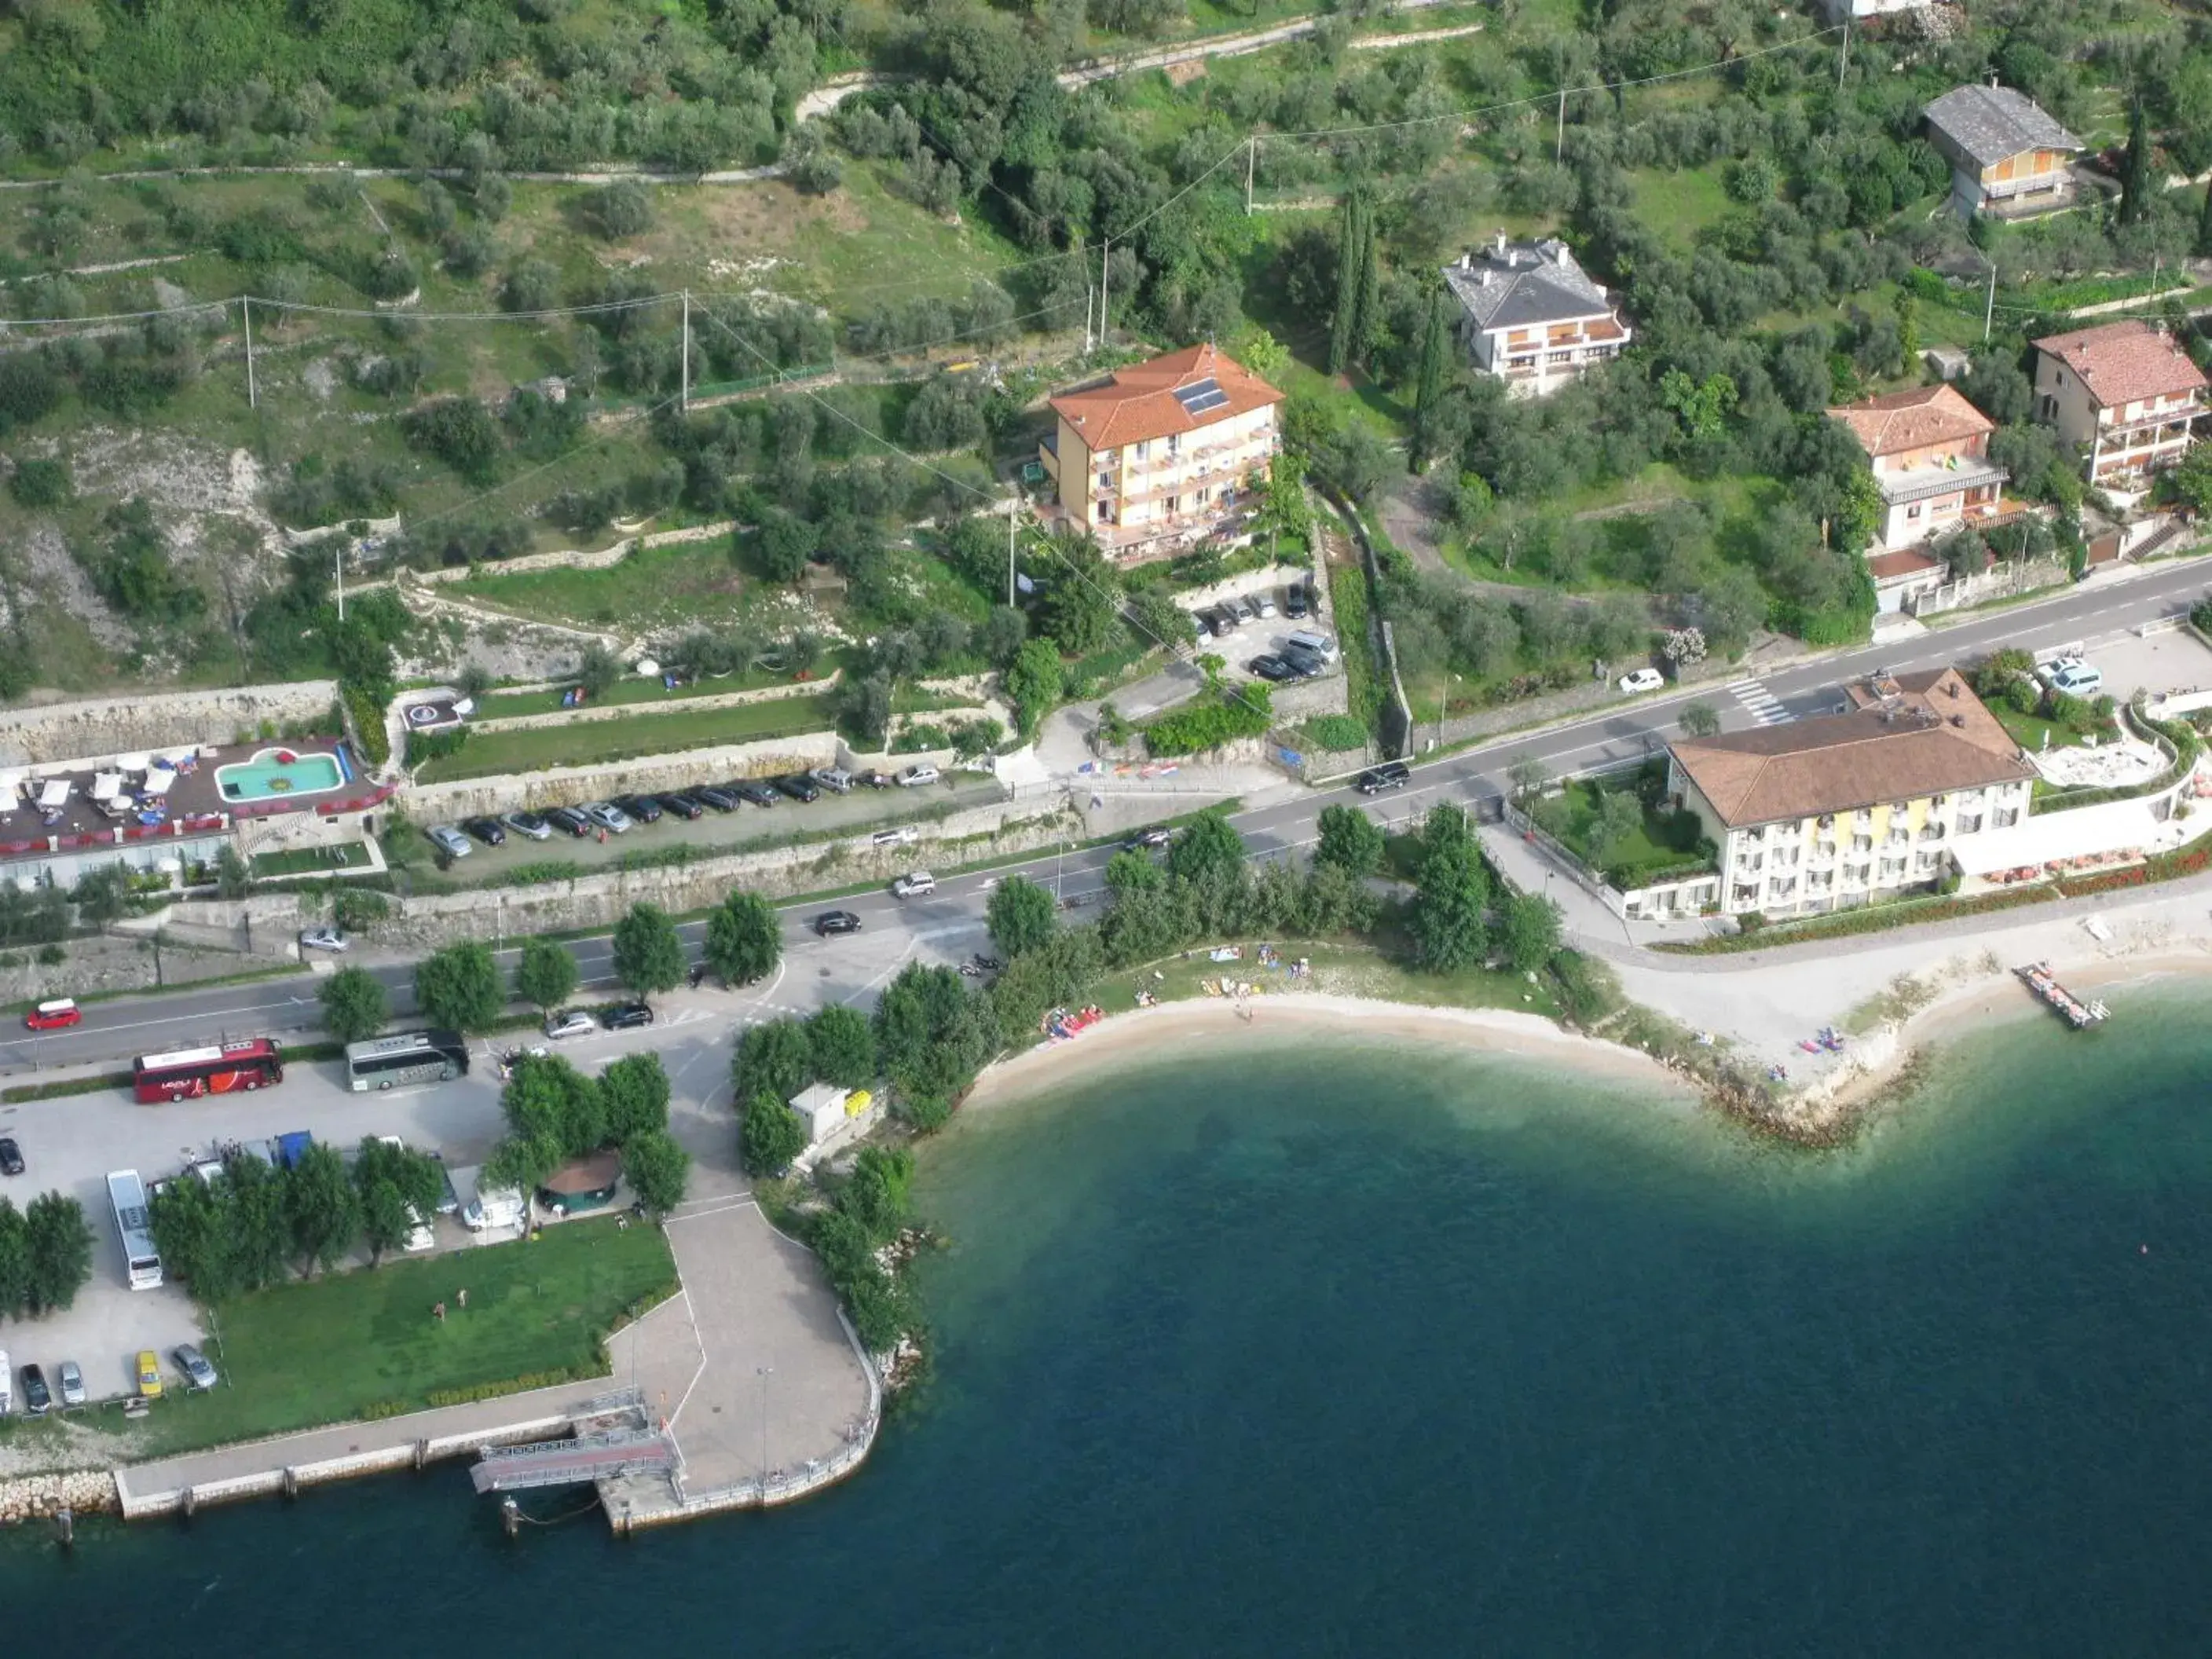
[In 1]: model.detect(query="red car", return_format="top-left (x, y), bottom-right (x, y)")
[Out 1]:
top-left (24, 998), bottom-right (80, 1031)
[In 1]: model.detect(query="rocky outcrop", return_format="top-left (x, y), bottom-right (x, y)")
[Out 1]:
top-left (0, 681), bottom-right (339, 767)
top-left (0, 1469), bottom-right (119, 1522)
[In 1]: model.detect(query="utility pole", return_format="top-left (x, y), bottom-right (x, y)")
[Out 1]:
top-left (1983, 258), bottom-right (1996, 344)
top-left (1837, 18), bottom-right (1850, 92)
top-left (1555, 89), bottom-right (1566, 164)
top-left (1245, 137), bottom-right (1255, 215)
top-left (1099, 240), bottom-right (1110, 348)
top-left (1007, 496), bottom-right (1019, 609)
top-left (335, 540), bottom-right (345, 623)
top-left (242, 295), bottom-right (257, 410)
top-left (679, 289), bottom-right (690, 413)
top-left (1084, 282), bottom-right (1095, 354)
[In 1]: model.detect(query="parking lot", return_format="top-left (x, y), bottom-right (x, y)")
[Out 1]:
top-left (2035, 625), bottom-right (2212, 708)
top-left (409, 771), bottom-right (1005, 881)
top-left (1185, 579), bottom-right (1342, 690)
top-left (0, 906), bottom-right (987, 1415)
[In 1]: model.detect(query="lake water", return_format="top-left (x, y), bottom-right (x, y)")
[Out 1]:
top-left (9, 983), bottom-right (2212, 1654)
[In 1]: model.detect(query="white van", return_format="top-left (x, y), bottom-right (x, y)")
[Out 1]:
top-left (2045, 658), bottom-right (2102, 696)
top-left (1284, 630), bottom-right (1337, 663)
top-left (452, 1164), bottom-right (526, 1233)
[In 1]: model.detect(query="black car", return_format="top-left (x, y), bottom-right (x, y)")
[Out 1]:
top-left (1249, 654), bottom-right (1305, 683)
top-left (600, 1002), bottom-right (655, 1031)
top-left (1205, 606), bottom-right (1237, 639)
top-left (693, 785), bottom-right (741, 812)
top-left (20, 1364), bottom-right (48, 1416)
top-left (658, 792), bottom-right (705, 820)
top-left (462, 815), bottom-right (507, 847)
top-left (776, 774), bottom-right (822, 803)
top-left (0, 1137), bottom-right (20, 1176)
top-left (813, 910), bottom-right (862, 936)
top-left (613, 794), bottom-right (664, 824)
top-left (546, 805), bottom-right (592, 837)
top-left (1357, 762), bottom-right (1412, 795)
top-left (1281, 643), bottom-right (1328, 677)
top-left (734, 781), bottom-right (780, 808)
top-left (859, 769), bottom-right (895, 789)
top-left (1284, 583), bottom-right (1312, 620)
top-left (1122, 824), bottom-right (1174, 851)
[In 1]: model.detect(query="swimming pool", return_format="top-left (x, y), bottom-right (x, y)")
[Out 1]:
top-left (216, 749), bottom-right (348, 803)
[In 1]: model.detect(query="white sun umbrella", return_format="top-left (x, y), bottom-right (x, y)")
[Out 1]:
top-left (634, 657), bottom-right (661, 678)
top-left (140, 769), bottom-right (174, 797)
top-left (115, 753), bottom-right (150, 775)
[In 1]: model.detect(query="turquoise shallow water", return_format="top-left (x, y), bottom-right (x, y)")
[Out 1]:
top-left (9, 982), bottom-right (2212, 1654)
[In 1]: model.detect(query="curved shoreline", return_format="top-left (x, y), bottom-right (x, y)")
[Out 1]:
top-left (964, 993), bottom-right (1698, 1113)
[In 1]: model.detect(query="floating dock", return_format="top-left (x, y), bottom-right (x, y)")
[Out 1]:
top-left (2015, 961), bottom-right (2110, 1029)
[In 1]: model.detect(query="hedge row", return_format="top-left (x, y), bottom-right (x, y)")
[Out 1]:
top-left (1654, 884), bottom-right (2059, 955)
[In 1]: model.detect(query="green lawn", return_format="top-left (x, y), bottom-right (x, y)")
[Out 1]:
top-left (416, 690), bottom-right (840, 781)
top-left (128, 1218), bottom-right (676, 1459)
top-left (1533, 776), bottom-right (1716, 887)
top-left (251, 843), bottom-right (373, 878)
top-left (1995, 704), bottom-right (2090, 753)
top-left (1624, 167), bottom-right (1734, 250)
top-left (477, 665), bottom-right (796, 719)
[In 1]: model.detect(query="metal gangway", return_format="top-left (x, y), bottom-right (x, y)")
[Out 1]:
top-left (470, 1426), bottom-right (677, 1494)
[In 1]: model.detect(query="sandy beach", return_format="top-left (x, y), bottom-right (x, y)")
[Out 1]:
top-left (965, 991), bottom-right (1694, 1111)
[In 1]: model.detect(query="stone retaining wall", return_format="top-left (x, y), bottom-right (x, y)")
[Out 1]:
top-left (0, 680), bottom-right (339, 767)
top-left (188, 795), bottom-right (1080, 947)
top-left (395, 730), bottom-right (841, 822)
top-left (403, 519), bottom-right (737, 586)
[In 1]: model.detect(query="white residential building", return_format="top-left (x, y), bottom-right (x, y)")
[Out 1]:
top-left (1441, 233), bottom-right (1630, 397)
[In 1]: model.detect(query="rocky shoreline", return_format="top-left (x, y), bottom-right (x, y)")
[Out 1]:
top-left (0, 1469), bottom-right (119, 1522)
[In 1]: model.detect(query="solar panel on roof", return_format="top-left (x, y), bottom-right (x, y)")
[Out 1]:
top-left (1174, 377), bottom-right (1229, 416)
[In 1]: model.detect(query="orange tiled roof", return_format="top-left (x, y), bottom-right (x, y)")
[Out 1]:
top-left (2034, 320), bottom-right (2209, 408)
top-left (1827, 383), bottom-right (1993, 460)
top-left (1049, 343), bottom-right (1283, 452)
top-left (1866, 548), bottom-right (1942, 583)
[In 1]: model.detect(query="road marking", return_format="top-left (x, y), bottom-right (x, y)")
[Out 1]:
top-left (1727, 678), bottom-right (1792, 727)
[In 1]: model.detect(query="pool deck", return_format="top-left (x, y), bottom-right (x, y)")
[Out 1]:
top-left (0, 736), bottom-right (378, 871)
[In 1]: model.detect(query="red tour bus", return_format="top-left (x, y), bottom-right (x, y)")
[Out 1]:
top-left (131, 1038), bottom-right (285, 1104)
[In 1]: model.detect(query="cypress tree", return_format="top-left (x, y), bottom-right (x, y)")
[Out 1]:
top-left (1328, 192), bottom-right (1366, 377)
top-left (1410, 282), bottom-right (1452, 470)
top-left (1353, 193), bottom-right (1382, 368)
top-left (2121, 97), bottom-right (2150, 226)
top-left (2196, 180), bottom-right (2212, 258)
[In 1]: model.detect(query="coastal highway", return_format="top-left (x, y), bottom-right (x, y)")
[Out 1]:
top-left (5, 554), bottom-right (2207, 1077)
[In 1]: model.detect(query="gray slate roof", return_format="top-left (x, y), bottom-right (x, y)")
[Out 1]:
top-left (1441, 237), bottom-right (1613, 333)
top-left (1922, 84), bottom-right (2082, 168)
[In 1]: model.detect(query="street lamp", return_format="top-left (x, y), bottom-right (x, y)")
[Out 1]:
top-left (756, 1364), bottom-right (774, 1492)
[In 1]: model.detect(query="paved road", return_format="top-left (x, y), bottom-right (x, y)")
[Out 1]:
top-left (9, 558), bottom-right (2207, 1079)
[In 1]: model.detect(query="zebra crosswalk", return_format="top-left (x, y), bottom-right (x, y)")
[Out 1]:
top-left (1727, 678), bottom-right (1792, 727)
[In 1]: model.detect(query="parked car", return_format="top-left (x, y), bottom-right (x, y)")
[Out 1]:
top-left (546, 806), bottom-right (592, 837)
top-left (503, 810), bottom-right (554, 841)
top-left (892, 870), bottom-right (937, 899)
top-left (1357, 762), bottom-right (1412, 795)
top-left (1281, 643), bottom-right (1328, 677)
top-left (24, 997), bottom-right (81, 1028)
top-left (734, 781), bottom-right (781, 808)
top-left (174, 1344), bottom-right (218, 1391)
top-left (1122, 824), bottom-right (1174, 851)
top-left (1284, 630), bottom-right (1337, 663)
top-left (870, 825), bottom-right (921, 848)
top-left (694, 785), bottom-right (741, 812)
top-left (600, 1002), bottom-right (655, 1031)
top-left (136, 1350), bottom-right (162, 1400)
top-left (1249, 654), bottom-right (1304, 683)
top-left (0, 1354), bottom-right (10, 1414)
top-left (544, 1009), bottom-right (595, 1041)
top-left (859, 769), bottom-right (896, 789)
top-left (426, 824), bottom-right (473, 859)
top-left (1617, 667), bottom-right (1664, 695)
top-left (462, 815), bottom-right (507, 847)
top-left (658, 792), bottom-right (706, 820)
top-left (898, 764), bottom-right (941, 788)
top-left (1284, 583), bottom-right (1312, 620)
top-left (402, 1205), bottom-right (435, 1254)
top-left (612, 794), bottom-right (663, 824)
top-left (2045, 657), bottom-right (2102, 696)
top-left (582, 801), bottom-right (633, 833)
top-left (813, 910), bottom-right (862, 936)
top-left (297, 927), bottom-right (348, 954)
top-left (1205, 607), bottom-right (1237, 639)
top-left (1191, 612), bottom-right (1209, 647)
top-left (20, 1364), bottom-right (48, 1416)
top-left (1227, 594), bottom-right (1258, 624)
top-left (813, 766), bottom-right (855, 794)
top-left (57, 1361), bottom-right (83, 1408)
top-left (1253, 591), bottom-right (1278, 619)
top-left (776, 774), bottom-right (822, 803)
top-left (0, 1139), bottom-right (20, 1177)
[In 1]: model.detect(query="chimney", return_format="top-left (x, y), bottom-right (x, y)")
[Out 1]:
top-left (1458, 252), bottom-right (1471, 270)
top-left (1493, 229), bottom-right (1508, 257)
